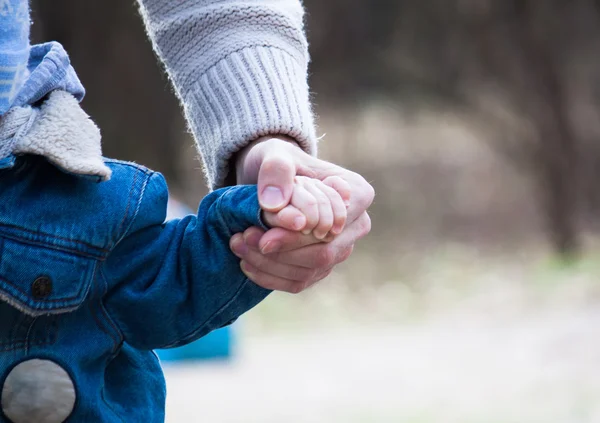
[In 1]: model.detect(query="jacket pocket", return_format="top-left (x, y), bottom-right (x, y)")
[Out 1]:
top-left (0, 237), bottom-right (96, 316)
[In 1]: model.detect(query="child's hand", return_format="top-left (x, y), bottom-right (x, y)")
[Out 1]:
top-left (262, 176), bottom-right (351, 241)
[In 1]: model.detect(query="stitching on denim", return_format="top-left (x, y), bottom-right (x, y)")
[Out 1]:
top-left (114, 171), bottom-right (152, 248)
top-left (0, 223), bottom-right (109, 254)
top-left (157, 278), bottom-right (251, 349)
top-left (98, 265), bottom-right (122, 345)
top-left (23, 316), bottom-right (37, 355)
top-left (0, 161), bottom-right (157, 256)
top-left (87, 264), bottom-right (121, 351)
top-left (98, 268), bottom-right (124, 353)
top-left (0, 232), bottom-right (106, 260)
top-left (103, 159), bottom-right (153, 174)
top-left (0, 272), bottom-right (88, 304)
top-left (0, 313), bottom-right (58, 351)
top-left (99, 378), bottom-right (127, 423)
top-left (214, 192), bottom-right (235, 238)
top-left (0, 315), bottom-right (58, 351)
top-left (256, 206), bottom-right (270, 231)
top-left (0, 338), bottom-right (53, 352)
top-left (0, 254), bottom-right (94, 314)
top-left (48, 317), bottom-right (58, 346)
top-left (113, 169), bottom-right (139, 248)
top-left (0, 313), bottom-right (30, 350)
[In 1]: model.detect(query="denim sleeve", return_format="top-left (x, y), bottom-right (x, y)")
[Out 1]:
top-left (102, 172), bottom-right (271, 350)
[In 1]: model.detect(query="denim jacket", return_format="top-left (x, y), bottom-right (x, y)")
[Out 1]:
top-left (0, 92), bottom-right (270, 422)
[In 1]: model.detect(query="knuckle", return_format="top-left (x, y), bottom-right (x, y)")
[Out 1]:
top-left (349, 172), bottom-right (374, 204)
top-left (318, 215), bottom-right (333, 228)
top-left (255, 277), bottom-right (277, 291)
top-left (306, 199), bottom-right (318, 209)
top-left (334, 176), bottom-right (352, 193)
top-left (303, 268), bottom-right (318, 283)
top-left (262, 157), bottom-right (292, 175)
top-left (359, 213), bottom-right (372, 236)
top-left (339, 245), bottom-right (354, 262)
top-left (319, 268), bottom-right (334, 281)
top-left (249, 255), bottom-right (268, 272)
top-left (287, 267), bottom-right (304, 282)
top-left (357, 213), bottom-right (372, 238)
top-left (288, 281), bottom-right (307, 294)
top-left (358, 177), bottom-right (375, 207)
top-left (316, 192), bottom-right (329, 205)
top-left (316, 246), bottom-right (336, 268)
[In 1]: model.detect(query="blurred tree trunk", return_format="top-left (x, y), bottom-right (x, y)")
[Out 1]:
top-left (516, 1), bottom-right (580, 257)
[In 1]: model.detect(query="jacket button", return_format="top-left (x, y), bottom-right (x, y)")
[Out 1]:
top-left (32, 277), bottom-right (52, 300)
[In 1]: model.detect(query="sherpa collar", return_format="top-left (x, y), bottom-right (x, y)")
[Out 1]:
top-left (0, 90), bottom-right (111, 181)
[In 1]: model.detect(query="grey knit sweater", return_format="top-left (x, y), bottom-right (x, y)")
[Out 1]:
top-left (136, 0), bottom-right (317, 189)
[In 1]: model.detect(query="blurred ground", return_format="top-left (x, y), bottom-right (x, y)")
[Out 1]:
top-left (164, 248), bottom-right (600, 423)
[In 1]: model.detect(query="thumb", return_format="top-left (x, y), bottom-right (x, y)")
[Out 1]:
top-left (258, 150), bottom-right (296, 212)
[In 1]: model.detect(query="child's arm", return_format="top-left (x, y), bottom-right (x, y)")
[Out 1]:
top-left (102, 172), bottom-right (270, 351)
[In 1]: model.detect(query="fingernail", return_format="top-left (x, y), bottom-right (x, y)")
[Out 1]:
top-left (302, 229), bottom-right (312, 235)
top-left (261, 240), bottom-right (282, 254)
top-left (262, 186), bottom-right (285, 208)
top-left (293, 216), bottom-right (305, 230)
top-left (231, 238), bottom-right (249, 256)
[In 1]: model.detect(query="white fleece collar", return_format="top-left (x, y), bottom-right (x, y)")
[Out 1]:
top-left (6, 90), bottom-right (111, 181)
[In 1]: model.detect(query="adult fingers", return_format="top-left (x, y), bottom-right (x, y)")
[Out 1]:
top-left (240, 261), bottom-right (334, 294)
top-left (232, 245), bottom-right (318, 282)
top-left (262, 212), bottom-right (371, 268)
top-left (257, 147), bottom-right (296, 212)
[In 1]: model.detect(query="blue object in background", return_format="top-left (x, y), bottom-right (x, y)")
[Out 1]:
top-left (155, 197), bottom-right (235, 363)
top-left (155, 324), bottom-right (234, 362)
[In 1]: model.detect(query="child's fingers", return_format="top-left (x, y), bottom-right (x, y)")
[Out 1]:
top-left (303, 180), bottom-right (334, 240)
top-left (322, 176), bottom-right (351, 207)
top-left (290, 181), bottom-right (320, 234)
top-left (318, 182), bottom-right (347, 235)
top-left (262, 206), bottom-right (306, 231)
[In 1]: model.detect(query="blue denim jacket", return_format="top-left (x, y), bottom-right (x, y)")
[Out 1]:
top-left (0, 154), bottom-right (270, 422)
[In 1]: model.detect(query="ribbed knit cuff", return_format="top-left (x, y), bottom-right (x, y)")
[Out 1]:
top-left (183, 46), bottom-right (317, 190)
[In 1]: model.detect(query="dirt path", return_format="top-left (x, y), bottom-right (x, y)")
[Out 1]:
top-left (164, 305), bottom-right (600, 423)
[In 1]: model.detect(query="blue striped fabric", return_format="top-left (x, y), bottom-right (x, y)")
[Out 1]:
top-left (0, 0), bottom-right (31, 115)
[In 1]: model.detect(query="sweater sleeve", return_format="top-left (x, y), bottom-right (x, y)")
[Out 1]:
top-left (136, 0), bottom-right (318, 189)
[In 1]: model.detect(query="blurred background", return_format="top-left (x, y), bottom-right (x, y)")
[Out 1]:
top-left (31, 1), bottom-right (600, 422)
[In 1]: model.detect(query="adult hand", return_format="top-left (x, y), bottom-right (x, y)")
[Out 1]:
top-left (229, 136), bottom-right (374, 293)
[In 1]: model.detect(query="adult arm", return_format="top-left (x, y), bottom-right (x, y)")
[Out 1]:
top-left (135, 0), bottom-right (317, 188)
top-left (136, 1), bottom-right (375, 293)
